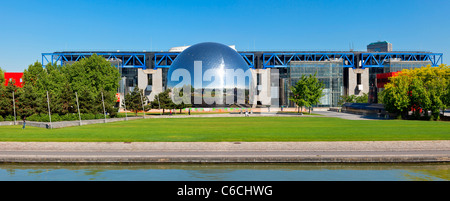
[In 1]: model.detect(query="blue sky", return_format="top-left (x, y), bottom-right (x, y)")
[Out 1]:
top-left (0, 0), bottom-right (449, 72)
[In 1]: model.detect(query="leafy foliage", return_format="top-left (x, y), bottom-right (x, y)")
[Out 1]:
top-left (0, 54), bottom-right (121, 120)
top-left (149, 89), bottom-right (175, 114)
top-left (381, 64), bottom-right (449, 120)
top-left (123, 87), bottom-right (148, 116)
top-left (289, 73), bottom-right (325, 113)
top-left (338, 93), bottom-right (368, 106)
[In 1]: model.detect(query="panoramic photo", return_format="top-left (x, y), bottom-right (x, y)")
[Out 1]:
top-left (0, 0), bottom-right (449, 199)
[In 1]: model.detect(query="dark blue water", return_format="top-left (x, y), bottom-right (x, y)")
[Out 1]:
top-left (0, 163), bottom-right (448, 181)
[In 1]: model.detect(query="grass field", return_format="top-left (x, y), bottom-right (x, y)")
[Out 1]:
top-left (0, 116), bottom-right (449, 142)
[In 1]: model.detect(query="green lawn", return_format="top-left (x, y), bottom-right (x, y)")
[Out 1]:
top-left (0, 116), bottom-right (449, 142)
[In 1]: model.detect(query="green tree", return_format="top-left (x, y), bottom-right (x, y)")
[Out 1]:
top-left (123, 87), bottom-right (148, 116)
top-left (20, 62), bottom-right (47, 115)
top-left (0, 80), bottom-right (20, 118)
top-left (21, 62), bottom-right (68, 116)
top-left (172, 85), bottom-right (192, 113)
top-left (0, 67), bottom-right (5, 86)
top-left (409, 77), bottom-right (431, 119)
top-left (381, 64), bottom-right (449, 120)
top-left (381, 74), bottom-right (411, 119)
top-left (290, 73), bottom-right (324, 114)
top-left (290, 76), bottom-right (309, 114)
top-left (150, 89), bottom-right (175, 114)
top-left (17, 83), bottom-right (40, 117)
top-left (23, 61), bottom-right (46, 90)
top-left (56, 82), bottom-right (76, 115)
top-left (0, 67), bottom-right (8, 117)
top-left (62, 54), bottom-right (120, 115)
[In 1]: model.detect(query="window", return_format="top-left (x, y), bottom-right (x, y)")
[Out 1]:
top-left (147, 74), bottom-right (153, 86)
top-left (357, 73), bottom-right (361, 85)
top-left (257, 73), bottom-right (261, 85)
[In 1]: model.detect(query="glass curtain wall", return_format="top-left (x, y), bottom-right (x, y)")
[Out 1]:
top-left (284, 61), bottom-right (343, 107)
top-left (370, 61), bottom-right (432, 90)
top-left (120, 68), bottom-right (138, 95)
top-left (386, 61), bottom-right (431, 73)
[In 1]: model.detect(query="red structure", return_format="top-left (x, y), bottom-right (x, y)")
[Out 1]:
top-left (376, 71), bottom-right (400, 88)
top-left (3, 72), bottom-right (24, 88)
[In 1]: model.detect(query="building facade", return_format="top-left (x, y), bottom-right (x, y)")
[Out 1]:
top-left (41, 42), bottom-right (443, 108)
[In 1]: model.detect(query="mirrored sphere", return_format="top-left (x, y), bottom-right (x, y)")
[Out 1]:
top-left (167, 42), bottom-right (253, 107)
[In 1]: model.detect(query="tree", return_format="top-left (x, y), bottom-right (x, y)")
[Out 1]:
top-left (381, 74), bottom-right (411, 119)
top-left (0, 67), bottom-right (5, 86)
top-left (123, 87), bottom-right (148, 116)
top-left (23, 61), bottom-right (45, 89)
top-left (290, 73), bottom-right (325, 114)
top-left (409, 77), bottom-right (431, 118)
top-left (381, 64), bottom-right (449, 120)
top-left (0, 80), bottom-right (20, 118)
top-left (150, 89), bottom-right (175, 114)
top-left (62, 54), bottom-right (120, 115)
top-left (0, 67), bottom-right (10, 118)
top-left (171, 85), bottom-right (192, 113)
top-left (16, 54), bottom-right (120, 119)
top-left (17, 83), bottom-right (40, 118)
top-left (55, 82), bottom-right (76, 115)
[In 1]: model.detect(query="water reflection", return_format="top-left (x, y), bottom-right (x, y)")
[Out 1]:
top-left (0, 163), bottom-right (448, 181)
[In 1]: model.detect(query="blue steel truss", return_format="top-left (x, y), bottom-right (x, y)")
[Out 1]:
top-left (153, 52), bottom-right (255, 69)
top-left (42, 52), bottom-right (443, 70)
top-left (240, 53), bottom-right (255, 68)
top-left (361, 53), bottom-right (443, 68)
top-left (153, 53), bottom-right (179, 69)
top-left (42, 53), bottom-right (146, 69)
top-left (262, 53), bottom-right (355, 69)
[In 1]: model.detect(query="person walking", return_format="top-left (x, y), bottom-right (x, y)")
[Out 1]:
top-left (22, 117), bottom-right (26, 129)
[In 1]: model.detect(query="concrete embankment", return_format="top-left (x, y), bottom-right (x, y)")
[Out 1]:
top-left (0, 141), bottom-right (448, 163)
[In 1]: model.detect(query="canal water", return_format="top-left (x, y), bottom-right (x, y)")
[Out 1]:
top-left (0, 163), bottom-right (448, 181)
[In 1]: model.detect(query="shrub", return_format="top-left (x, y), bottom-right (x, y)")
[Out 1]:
top-left (16, 113), bottom-right (113, 122)
top-left (0, 116), bottom-right (3, 121)
top-left (27, 114), bottom-right (42, 122)
top-left (81, 113), bottom-right (95, 120)
top-left (50, 114), bottom-right (61, 122)
top-left (5, 115), bottom-right (15, 121)
top-left (95, 113), bottom-right (107, 119)
top-left (60, 113), bottom-right (79, 121)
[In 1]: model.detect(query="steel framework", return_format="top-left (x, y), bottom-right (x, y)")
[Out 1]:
top-left (42, 52), bottom-right (443, 70)
top-left (262, 53), bottom-right (355, 69)
top-left (153, 53), bottom-right (179, 69)
top-left (153, 52), bottom-right (255, 69)
top-left (42, 53), bottom-right (146, 69)
top-left (361, 52), bottom-right (443, 68)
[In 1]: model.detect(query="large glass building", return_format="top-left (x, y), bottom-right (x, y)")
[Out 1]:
top-left (281, 61), bottom-right (343, 107)
top-left (42, 41), bottom-right (443, 109)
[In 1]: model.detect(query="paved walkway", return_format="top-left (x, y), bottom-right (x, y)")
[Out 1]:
top-left (0, 141), bottom-right (448, 163)
top-left (311, 111), bottom-right (389, 120)
top-left (136, 110), bottom-right (389, 121)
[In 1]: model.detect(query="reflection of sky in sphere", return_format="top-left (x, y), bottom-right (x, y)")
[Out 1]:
top-left (167, 42), bottom-right (251, 89)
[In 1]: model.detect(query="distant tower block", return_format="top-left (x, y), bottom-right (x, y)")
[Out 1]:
top-left (367, 41), bottom-right (392, 52)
